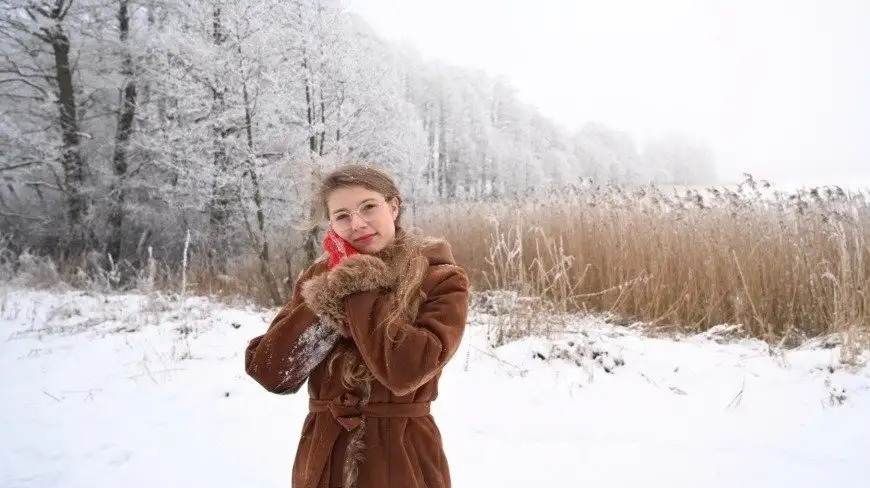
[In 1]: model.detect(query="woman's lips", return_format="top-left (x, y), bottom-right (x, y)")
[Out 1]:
top-left (354, 233), bottom-right (376, 245)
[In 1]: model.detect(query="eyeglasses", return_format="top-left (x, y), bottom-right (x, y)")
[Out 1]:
top-left (329, 199), bottom-right (388, 232)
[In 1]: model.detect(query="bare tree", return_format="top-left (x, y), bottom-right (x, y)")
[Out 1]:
top-left (0, 0), bottom-right (91, 247)
top-left (106, 0), bottom-right (138, 262)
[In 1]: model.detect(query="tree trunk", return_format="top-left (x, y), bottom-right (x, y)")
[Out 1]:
top-left (302, 170), bottom-right (319, 267)
top-left (242, 79), bottom-right (283, 306)
top-left (107, 0), bottom-right (138, 262)
top-left (426, 104), bottom-right (436, 191)
top-left (208, 6), bottom-right (231, 272)
top-left (303, 49), bottom-right (318, 156)
top-left (437, 99), bottom-right (447, 199)
top-left (51, 21), bottom-right (88, 241)
top-left (301, 48), bottom-right (320, 267)
top-left (318, 68), bottom-right (327, 156)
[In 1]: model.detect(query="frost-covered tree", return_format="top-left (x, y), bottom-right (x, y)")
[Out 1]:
top-left (1, 0), bottom-right (716, 287)
top-left (0, 0), bottom-right (102, 250)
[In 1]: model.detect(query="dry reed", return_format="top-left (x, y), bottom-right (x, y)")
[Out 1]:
top-left (420, 176), bottom-right (870, 340)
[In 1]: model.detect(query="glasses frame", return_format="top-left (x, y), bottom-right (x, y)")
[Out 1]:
top-left (328, 198), bottom-right (391, 232)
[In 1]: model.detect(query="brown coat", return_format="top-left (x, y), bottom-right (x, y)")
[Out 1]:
top-left (245, 231), bottom-right (469, 488)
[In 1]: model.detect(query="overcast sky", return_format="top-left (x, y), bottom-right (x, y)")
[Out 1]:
top-left (349, 0), bottom-right (870, 187)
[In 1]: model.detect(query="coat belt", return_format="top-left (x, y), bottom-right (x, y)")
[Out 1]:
top-left (309, 392), bottom-right (431, 430)
top-left (302, 393), bottom-right (431, 487)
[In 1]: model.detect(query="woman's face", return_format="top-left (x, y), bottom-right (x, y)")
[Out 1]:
top-left (326, 185), bottom-right (400, 253)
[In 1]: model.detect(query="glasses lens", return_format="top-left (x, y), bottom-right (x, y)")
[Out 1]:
top-left (360, 202), bottom-right (380, 218)
top-left (330, 214), bottom-right (350, 231)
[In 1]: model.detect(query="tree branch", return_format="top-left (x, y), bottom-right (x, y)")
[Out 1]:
top-left (0, 78), bottom-right (50, 97)
top-left (0, 209), bottom-right (49, 222)
top-left (0, 161), bottom-right (44, 173)
top-left (25, 180), bottom-right (63, 192)
top-left (58, 0), bottom-right (75, 22)
top-left (0, 66), bottom-right (56, 80)
top-left (6, 11), bottom-right (52, 43)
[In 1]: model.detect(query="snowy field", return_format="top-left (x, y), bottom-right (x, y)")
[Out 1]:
top-left (1, 287), bottom-right (869, 488)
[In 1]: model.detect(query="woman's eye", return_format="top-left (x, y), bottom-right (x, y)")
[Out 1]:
top-left (334, 214), bottom-right (349, 221)
top-left (361, 203), bottom-right (377, 212)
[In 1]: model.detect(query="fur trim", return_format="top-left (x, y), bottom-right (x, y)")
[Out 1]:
top-left (300, 254), bottom-right (393, 337)
top-left (344, 418), bottom-right (366, 488)
top-left (328, 254), bottom-right (394, 295)
top-left (300, 273), bottom-right (348, 336)
top-left (343, 365), bottom-right (373, 488)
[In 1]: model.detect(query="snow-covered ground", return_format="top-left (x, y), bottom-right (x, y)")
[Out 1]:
top-left (1, 287), bottom-right (869, 488)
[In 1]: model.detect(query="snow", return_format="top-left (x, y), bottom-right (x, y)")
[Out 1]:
top-left (276, 318), bottom-right (339, 393)
top-left (1, 287), bottom-right (868, 487)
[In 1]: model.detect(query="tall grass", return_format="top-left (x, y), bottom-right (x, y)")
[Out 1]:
top-left (420, 177), bottom-right (870, 340)
top-left (3, 176), bottom-right (868, 345)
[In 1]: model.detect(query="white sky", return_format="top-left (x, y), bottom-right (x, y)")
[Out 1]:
top-left (348, 0), bottom-right (870, 186)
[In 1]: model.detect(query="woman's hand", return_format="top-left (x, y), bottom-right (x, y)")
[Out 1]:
top-left (323, 228), bottom-right (359, 269)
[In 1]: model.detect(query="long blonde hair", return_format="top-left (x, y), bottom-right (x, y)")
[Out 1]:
top-left (317, 164), bottom-right (429, 387)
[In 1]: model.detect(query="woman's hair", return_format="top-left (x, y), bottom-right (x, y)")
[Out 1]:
top-left (316, 163), bottom-right (404, 224)
top-left (317, 163), bottom-right (429, 390)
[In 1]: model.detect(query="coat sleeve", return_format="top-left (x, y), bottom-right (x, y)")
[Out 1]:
top-left (244, 264), bottom-right (340, 394)
top-left (344, 266), bottom-right (469, 396)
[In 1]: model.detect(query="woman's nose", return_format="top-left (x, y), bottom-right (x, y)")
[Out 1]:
top-left (350, 212), bottom-right (368, 230)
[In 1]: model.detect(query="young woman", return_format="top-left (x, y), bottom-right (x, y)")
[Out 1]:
top-left (245, 164), bottom-right (470, 488)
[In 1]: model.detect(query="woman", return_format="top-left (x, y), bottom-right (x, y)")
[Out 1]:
top-left (245, 164), bottom-right (470, 488)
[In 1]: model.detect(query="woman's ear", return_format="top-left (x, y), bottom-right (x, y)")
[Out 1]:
top-left (390, 197), bottom-right (401, 221)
